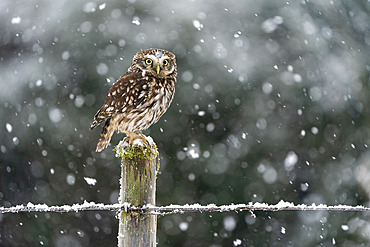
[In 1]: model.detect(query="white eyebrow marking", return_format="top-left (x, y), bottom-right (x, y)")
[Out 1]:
top-left (159, 56), bottom-right (170, 63)
top-left (145, 55), bottom-right (157, 61)
top-left (155, 51), bottom-right (163, 58)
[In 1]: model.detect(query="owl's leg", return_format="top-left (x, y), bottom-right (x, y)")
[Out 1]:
top-left (136, 132), bottom-right (150, 147)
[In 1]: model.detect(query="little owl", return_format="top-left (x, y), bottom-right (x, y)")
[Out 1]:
top-left (90, 48), bottom-right (177, 152)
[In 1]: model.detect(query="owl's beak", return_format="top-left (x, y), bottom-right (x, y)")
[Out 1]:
top-left (156, 64), bottom-right (160, 74)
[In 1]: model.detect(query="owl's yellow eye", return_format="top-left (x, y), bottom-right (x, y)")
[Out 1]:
top-left (163, 59), bottom-right (169, 66)
top-left (145, 59), bottom-right (152, 65)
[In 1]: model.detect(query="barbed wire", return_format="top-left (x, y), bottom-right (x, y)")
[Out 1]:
top-left (1, 201), bottom-right (370, 216)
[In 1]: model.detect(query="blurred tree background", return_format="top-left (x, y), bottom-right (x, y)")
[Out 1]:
top-left (0, 0), bottom-right (369, 246)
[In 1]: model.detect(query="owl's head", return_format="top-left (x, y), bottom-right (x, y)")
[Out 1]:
top-left (130, 48), bottom-right (177, 79)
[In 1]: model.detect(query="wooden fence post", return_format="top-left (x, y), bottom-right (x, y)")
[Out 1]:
top-left (115, 137), bottom-right (158, 247)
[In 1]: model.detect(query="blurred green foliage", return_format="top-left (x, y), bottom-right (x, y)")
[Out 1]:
top-left (0, 0), bottom-right (369, 246)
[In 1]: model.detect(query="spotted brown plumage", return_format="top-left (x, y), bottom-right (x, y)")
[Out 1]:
top-left (90, 48), bottom-right (177, 152)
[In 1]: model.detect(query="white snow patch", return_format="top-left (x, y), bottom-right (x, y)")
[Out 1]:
top-left (133, 138), bottom-right (145, 147)
top-left (36, 79), bottom-right (43, 87)
top-left (11, 16), bottom-right (21, 24)
top-left (193, 83), bottom-right (200, 90)
top-left (118, 39), bottom-right (126, 47)
top-left (311, 126), bottom-right (319, 135)
top-left (117, 140), bottom-right (127, 149)
top-left (83, 2), bottom-right (97, 13)
top-left (281, 226), bottom-right (286, 234)
top-left (74, 95), bottom-right (85, 108)
top-left (233, 31), bottom-right (241, 38)
top-left (187, 148), bottom-right (199, 159)
top-left (223, 216), bottom-right (237, 231)
top-left (300, 183), bottom-right (309, 191)
top-left (284, 151), bottom-right (298, 171)
top-left (12, 137), bottom-right (19, 145)
top-left (303, 21), bottom-right (317, 35)
top-left (233, 239), bottom-right (242, 246)
top-left (96, 63), bottom-right (108, 75)
top-left (275, 200), bottom-right (294, 208)
top-left (262, 82), bottom-right (273, 94)
top-left (192, 20), bottom-right (203, 30)
top-left (61, 51), bottom-right (70, 60)
top-left (84, 177), bottom-right (97, 186)
top-left (179, 222), bottom-right (188, 231)
top-left (206, 123), bottom-right (215, 132)
top-left (66, 174), bottom-right (76, 185)
top-left (3, 200), bottom-right (370, 216)
top-left (256, 118), bottom-right (267, 130)
top-left (182, 71), bottom-right (193, 82)
top-left (263, 167), bottom-right (277, 184)
top-left (132, 16), bottom-right (141, 25)
top-left (49, 108), bottom-right (63, 123)
top-left (261, 16), bottom-right (283, 33)
top-left (6, 123), bottom-right (13, 133)
top-left (80, 21), bottom-right (93, 33)
top-left (293, 74), bottom-right (302, 83)
top-left (341, 225), bottom-right (349, 231)
top-left (99, 3), bottom-right (106, 10)
top-left (145, 136), bottom-right (155, 146)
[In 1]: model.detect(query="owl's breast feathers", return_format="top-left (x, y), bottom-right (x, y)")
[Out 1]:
top-left (89, 71), bottom-right (176, 131)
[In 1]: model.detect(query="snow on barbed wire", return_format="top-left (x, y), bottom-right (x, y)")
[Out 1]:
top-left (1, 200), bottom-right (370, 215)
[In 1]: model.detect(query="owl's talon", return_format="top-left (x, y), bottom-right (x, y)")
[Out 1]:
top-left (124, 133), bottom-right (151, 148)
top-left (138, 134), bottom-right (148, 144)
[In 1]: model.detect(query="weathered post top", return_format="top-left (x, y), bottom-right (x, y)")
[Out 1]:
top-left (115, 136), bottom-right (158, 247)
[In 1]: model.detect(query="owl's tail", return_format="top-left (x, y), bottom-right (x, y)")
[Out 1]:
top-left (96, 119), bottom-right (114, 152)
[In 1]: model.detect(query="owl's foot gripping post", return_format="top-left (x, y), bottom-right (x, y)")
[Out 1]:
top-left (96, 129), bottom-right (150, 152)
top-left (124, 132), bottom-right (150, 148)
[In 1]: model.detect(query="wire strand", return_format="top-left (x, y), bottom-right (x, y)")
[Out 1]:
top-left (1, 201), bottom-right (370, 215)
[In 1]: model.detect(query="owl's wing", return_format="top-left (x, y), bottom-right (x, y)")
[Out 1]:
top-left (89, 71), bottom-right (150, 130)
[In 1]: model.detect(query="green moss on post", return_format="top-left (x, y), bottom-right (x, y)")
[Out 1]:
top-left (115, 138), bottom-right (158, 247)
